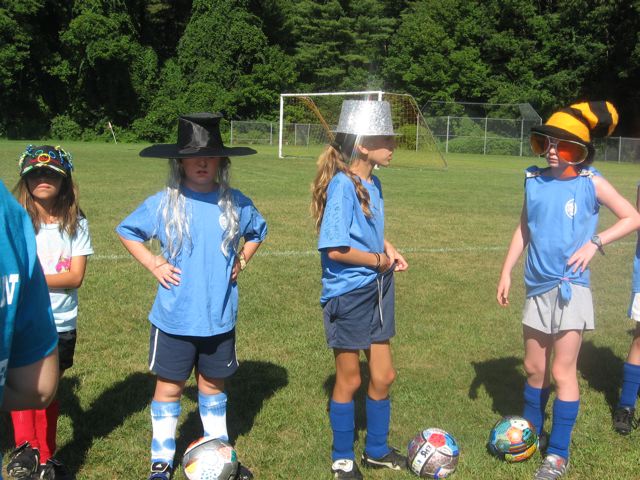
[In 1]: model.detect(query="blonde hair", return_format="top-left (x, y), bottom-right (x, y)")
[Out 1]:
top-left (160, 158), bottom-right (238, 260)
top-left (15, 173), bottom-right (84, 237)
top-left (310, 143), bottom-right (372, 232)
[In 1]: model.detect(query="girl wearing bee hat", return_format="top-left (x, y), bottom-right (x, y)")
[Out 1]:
top-left (497, 102), bottom-right (640, 479)
top-left (311, 100), bottom-right (409, 479)
top-left (117, 113), bottom-right (265, 480)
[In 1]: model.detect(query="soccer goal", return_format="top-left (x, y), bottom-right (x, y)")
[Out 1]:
top-left (278, 91), bottom-right (447, 169)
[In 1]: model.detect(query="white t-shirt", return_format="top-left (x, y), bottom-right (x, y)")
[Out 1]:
top-left (36, 217), bottom-right (93, 331)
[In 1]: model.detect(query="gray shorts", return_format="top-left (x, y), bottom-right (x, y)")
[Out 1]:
top-left (322, 269), bottom-right (395, 350)
top-left (522, 284), bottom-right (594, 334)
top-left (628, 292), bottom-right (640, 321)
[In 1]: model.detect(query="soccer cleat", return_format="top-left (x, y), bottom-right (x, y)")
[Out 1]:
top-left (612, 406), bottom-right (636, 435)
top-left (533, 454), bottom-right (568, 480)
top-left (234, 463), bottom-right (254, 480)
top-left (6, 442), bottom-right (40, 479)
top-left (361, 447), bottom-right (407, 471)
top-left (33, 459), bottom-right (72, 480)
top-left (147, 461), bottom-right (172, 480)
top-left (331, 459), bottom-right (363, 480)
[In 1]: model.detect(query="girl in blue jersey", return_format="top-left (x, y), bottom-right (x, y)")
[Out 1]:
top-left (613, 185), bottom-right (640, 435)
top-left (497, 101), bottom-right (640, 479)
top-left (311, 100), bottom-right (408, 480)
top-left (117, 113), bottom-right (266, 480)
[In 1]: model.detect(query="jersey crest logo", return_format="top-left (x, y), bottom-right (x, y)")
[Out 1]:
top-left (565, 199), bottom-right (577, 218)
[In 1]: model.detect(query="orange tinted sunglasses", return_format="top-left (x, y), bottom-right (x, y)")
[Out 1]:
top-left (530, 132), bottom-right (588, 165)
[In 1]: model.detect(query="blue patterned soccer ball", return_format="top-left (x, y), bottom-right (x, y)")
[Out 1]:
top-left (407, 428), bottom-right (460, 478)
top-left (182, 438), bottom-right (238, 480)
top-left (488, 416), bottom-right (538, 463)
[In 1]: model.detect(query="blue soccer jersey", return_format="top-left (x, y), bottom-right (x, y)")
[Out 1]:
top-left (318, 172), bottom-right (385, 304)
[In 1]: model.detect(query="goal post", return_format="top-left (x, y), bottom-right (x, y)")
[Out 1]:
top-left (278, 91), bottom-right (447, 169)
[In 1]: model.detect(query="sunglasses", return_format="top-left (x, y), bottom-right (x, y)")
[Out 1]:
top-left (530, 132), bottom-right (589, 165)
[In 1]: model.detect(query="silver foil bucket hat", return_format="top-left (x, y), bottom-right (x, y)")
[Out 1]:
top-left (334, 100), bottom-right (398, 136)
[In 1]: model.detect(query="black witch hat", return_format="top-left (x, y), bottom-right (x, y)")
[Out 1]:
top-left (139, 113), bottom-right (257, 158)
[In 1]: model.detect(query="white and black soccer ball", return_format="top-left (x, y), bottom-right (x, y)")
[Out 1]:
top-left (182, 437), bottom-right (238, 480)
top-left (407, 428), bottom-right (460, 478)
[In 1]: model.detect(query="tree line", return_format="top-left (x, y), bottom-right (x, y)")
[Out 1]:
top-left (1, 0), bottom-right (638, 141)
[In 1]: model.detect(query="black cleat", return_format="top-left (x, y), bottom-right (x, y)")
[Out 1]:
top-left (6, 442), bottom-right (40, 479)
top-left (613, 406), bottom-right (636, 435)
top-left (361, 448), bottom-right (407, 471)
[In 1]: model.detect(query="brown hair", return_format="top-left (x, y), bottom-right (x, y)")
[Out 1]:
top-left (15, 173), bottom-right (85, 237)
top-left (310, 144), bottom-right (372, 232)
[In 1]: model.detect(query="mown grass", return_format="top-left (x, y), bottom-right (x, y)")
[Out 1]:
top-left (1, 140), bottom-right (639, 479)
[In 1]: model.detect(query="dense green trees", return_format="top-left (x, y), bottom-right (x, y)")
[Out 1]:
top-left (0, 0), bottom-right (638, 140)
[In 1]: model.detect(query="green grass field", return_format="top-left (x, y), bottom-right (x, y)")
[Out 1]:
top-left (1, 141), bottom-right (639, 479)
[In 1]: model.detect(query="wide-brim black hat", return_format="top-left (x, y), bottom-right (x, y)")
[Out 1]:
top-left (139, 113), bottom-right (257, 158)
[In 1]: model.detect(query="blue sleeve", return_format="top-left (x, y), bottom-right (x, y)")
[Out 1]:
top-left (116, 196), bottom-right (158, 242)
top-left (318, 176), bottom-right (354, 251)
top-left (11, 210), bottom-right (57, 368)
top-left (237, 193), bottom-right (267, 243)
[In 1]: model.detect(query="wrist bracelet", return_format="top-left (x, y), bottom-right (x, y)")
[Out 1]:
top-left (374, 252), bottom-right (381, 271)
top-left (239, 251), bottom-right (247, 271)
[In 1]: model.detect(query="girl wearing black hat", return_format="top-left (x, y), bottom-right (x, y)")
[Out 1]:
top-left (497, 102), bottom-right (640, 479)
top-left (117, 113), bottom-right (265, 480)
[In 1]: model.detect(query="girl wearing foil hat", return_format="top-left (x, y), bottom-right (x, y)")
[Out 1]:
top-left (117, 113), bottom-right (265, 480)
top-left (311, 100), bottom-right (409, 479)
top-left (497, 101), bottom-right (640, 479)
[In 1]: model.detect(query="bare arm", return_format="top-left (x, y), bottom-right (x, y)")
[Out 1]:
top-left (1, 349), bottom-right (59, 410)
top-left (44, 255), bottom-right (88, 289)
top-left (326, 246), bottom-right (390, 272)
top-left (231, 241), bottom-right (262, 282)
top-left (497, 201), bottom-right (529, 306)
top-left (568, 176), bottom-right (640, 272)
top-left (118, 236), bottom-right (181, 289)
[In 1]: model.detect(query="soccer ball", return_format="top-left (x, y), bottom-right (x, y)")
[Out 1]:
top-left (488, 416), bottom-right (538, 462)
top-left (182, 437), bottom-right (238, 480)
top-left (407, 428), bottom-right (460, 478)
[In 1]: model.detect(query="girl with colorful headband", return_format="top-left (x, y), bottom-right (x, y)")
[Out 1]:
top-left (311, 100), bottom-right (409, 479)
top-left (497, 101), bottom-right (640, 479)
top-left (8, 145), bottom-right (93, 480)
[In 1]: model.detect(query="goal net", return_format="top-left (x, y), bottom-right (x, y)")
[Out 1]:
top-left (279, 91), bottom-right (447, 169)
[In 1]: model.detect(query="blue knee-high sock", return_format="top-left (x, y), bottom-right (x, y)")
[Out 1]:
top-left (150, 400), bottom-right (181, 467)
top-left (522, 383), bottom-right (551, 435)
top-left (618, 362), bottom-right (640, 409)
top-left (198, 391), bottom-right (228, 441)
top-left (547, 399), bottom-right (579, 460)
top-left (330, 400), bottom-right (355, 461)
top-left (365, 396), bottom-right (391, 459)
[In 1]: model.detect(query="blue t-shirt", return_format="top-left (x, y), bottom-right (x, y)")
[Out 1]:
top-left (116, 186), bottom-right (267, 337)
top-left (632, 234), bottom-right (640, 294)
top-left (318, 172), bottom-right (384, 304)
top-left (524, 166), bottom-right (600, 300)
top-left (0, 181), bottom-right (57, 469)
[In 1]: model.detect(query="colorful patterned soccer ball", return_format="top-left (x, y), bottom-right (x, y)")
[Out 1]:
top-left (488, 416), bottom-right (538, 462)
top-left (182, 437), bottom-right (238, 480)
top-left (407, 428), bottom-right (460, 478)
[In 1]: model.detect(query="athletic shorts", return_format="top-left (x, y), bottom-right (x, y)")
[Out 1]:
top-left (322, 269), bottom-right (395, 350)
top-left (628, 292), bottom-right (640, 321)
top-left (58, 330), bottom-right (76, 371)
top-left (522, 284), bottom-right (594, 335)
top-left (148, 325), bottom-right (238, 381)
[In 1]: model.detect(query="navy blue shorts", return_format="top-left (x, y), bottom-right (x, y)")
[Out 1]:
top-left (148, 325), bottom-right (238, 381)
top-left (58, 330), bottom-right (76, 371)
top-left (322, 269), bottom-right (395, 350)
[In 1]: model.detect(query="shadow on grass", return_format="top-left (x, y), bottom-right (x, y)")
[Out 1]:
top-left (56, 371), bottom-right (155, 474)
top-left (578, 340), bottom-right (624, 411)
top-left (178, 360), bottom-right (288, 455)
top-left (322, 361), bottom-right (370, 436)
top-left (468, 356), bottom-right (526, 416)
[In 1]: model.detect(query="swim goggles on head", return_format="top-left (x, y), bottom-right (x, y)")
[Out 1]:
top-left (529, 132), bottom-right (589, 165)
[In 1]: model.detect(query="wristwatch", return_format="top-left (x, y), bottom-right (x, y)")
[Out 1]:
top-left (591, 235), bottom-right (605, 255)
